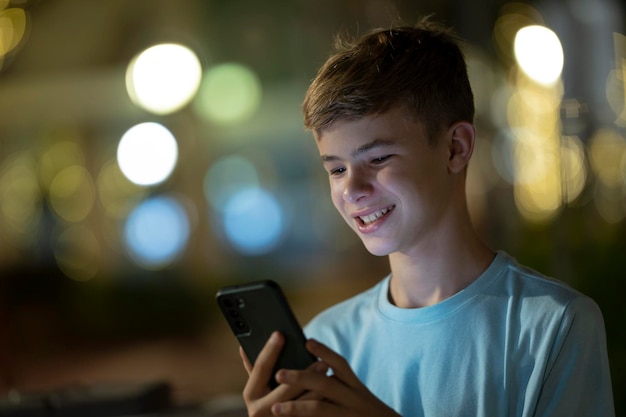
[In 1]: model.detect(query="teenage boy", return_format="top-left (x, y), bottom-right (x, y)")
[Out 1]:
top-left (238, 19), bottom-right (615, 417)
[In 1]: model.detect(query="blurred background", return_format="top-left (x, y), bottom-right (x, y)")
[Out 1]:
top-left (0, 0), bottom-right (624, 415)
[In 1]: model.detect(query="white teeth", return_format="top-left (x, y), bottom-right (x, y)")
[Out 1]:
top-left (359, 207), bottom-right (390, 224)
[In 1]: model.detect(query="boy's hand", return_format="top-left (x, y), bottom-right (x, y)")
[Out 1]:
top-left (270, 338), bottom-right (401, 417)
top-left (240, 332), bottom-right (328, 417)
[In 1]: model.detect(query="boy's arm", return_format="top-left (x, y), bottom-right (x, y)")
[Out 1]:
top-left (534, 297), bottom-right (615, 417)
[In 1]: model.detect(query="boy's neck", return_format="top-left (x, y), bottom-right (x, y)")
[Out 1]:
top-left (387, 228), bottom-right (494, 309)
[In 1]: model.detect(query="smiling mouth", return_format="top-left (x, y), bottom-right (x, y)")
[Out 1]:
top-left (357, 206), bottom-right (395, 225)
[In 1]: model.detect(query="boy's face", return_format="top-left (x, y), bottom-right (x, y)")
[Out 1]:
top-left (315, 106), bottom-right (456, 257)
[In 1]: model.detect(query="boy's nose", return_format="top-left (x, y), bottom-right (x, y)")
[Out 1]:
top-left (343, 171), bottom-right (373, 204)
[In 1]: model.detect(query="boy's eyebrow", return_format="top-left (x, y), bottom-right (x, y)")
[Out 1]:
top-left (321, 139), bottom-right (396, 162)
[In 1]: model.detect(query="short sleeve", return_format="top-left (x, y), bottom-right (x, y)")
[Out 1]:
top-left (533, 296), bottom-right (615, 417)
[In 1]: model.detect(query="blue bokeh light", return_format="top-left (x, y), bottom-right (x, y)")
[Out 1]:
top-left (124, 195), bottom-right (190, 269)
top-left (223, 187), bottom-right (284, 255)
top-left (204, 154), bottom-right (259, 212)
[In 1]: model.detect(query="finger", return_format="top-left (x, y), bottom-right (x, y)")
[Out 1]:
top-left (272, 361), bottom-right (331, 402)
top-left (275, 367), bottom-right (351, 406)
top-left (296, 390), bottom-right (326, 402)
top-left (244, 331), bottom-right (285, 400)
top-left (272, 399), bottom-right (339, 417)
top-left (287, 359), bottom-right (329, 402)
top-left (306, 339), bottom-right (363, 388)
top-left (275, 370), bottom-right (395, 416)
top-left (239, 346), bottom-right (253, 375)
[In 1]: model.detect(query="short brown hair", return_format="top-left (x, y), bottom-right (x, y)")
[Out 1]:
top-left (302, 18), bottom-right (475, 144)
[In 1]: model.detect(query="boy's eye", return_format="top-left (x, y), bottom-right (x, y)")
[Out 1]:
top-left (330, 167), bottom-right (346, 175)
top-left (371, 155), bottom-right (391, 164)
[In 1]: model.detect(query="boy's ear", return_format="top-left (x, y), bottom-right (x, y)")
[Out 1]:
top-left (447, 121), bottom-right (475, 174)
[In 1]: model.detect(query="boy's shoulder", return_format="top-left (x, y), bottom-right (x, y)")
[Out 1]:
top-left (495, 251), bottom-right (588, 302)
top-left (304, 277), bottom-right (387, 333)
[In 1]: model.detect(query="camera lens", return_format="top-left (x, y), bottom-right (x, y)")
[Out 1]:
top-left (229, 309), bottom-right (239, 318)
top-left (232, 318), bottom-right (249, 334)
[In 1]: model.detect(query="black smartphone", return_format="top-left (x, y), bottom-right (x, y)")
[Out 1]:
top-left (216, 280), bottom-right (317, 388)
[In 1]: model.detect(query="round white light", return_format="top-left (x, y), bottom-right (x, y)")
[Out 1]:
top-left (514, 25), bottom-right (564, 85)
top-left (117, 122), bottom-right (178, 186)
top-left (126, 43), bottom-right (202, 115)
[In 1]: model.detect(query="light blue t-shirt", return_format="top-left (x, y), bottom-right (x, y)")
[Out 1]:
top-left (304, 251), bottom-right (615, 417)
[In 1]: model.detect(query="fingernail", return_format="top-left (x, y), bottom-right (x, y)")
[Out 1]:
top-left (272, 403), bottom-right (283, 415)
top-left (270, 331), bottom-right (281, 343)
top-left (314, 361), bottom-right (327, 372)
top-left (275, 369), bottom-right (286, 382)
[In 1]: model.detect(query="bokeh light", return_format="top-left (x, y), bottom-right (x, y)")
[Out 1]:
top-left (194, 63), bottom-right (262, 125)
top-left (49, 165), bottom-right (96, 222)
top-left (0, 151), bottom-right (41, 247)
top-left (589, 128), bottom-right (626, 188)
top-left (204, 154), bottom-right (260, 212)
top-left (560, 135), bottom-right (587, 204)
top-left (514, 25), bottom-right (564, 86)
top-left (0, 6), bottom-right (27, 61)
top-left (126, 43), bottom-right (202, 115)
top-left (491, 129), bottom-right (517, 184)
top-left (97, 159), bottom-right (147, 219)
top-left (117, 122), bottom-right (178, 186)
top-left (222, 187), bottom-right (283, 255)
top-left (124, 195), bottom-right (190, 269)
top-left (54, 225), bottom-right (99, 282)
top-left (39, 139), bottom-right (85, 192)
top-left (606, 32), bottom-right (626, 127)
top-left (492, 2), bottom-right (543, 63)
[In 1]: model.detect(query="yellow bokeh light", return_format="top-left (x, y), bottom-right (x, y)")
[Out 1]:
top-left (560, 135), bottom-right (587, 204)
top-left (97, 159), bottom-right (146, 218)
top-left (514, 25), bottom-right (564, 86)
top-left (589, 128), bottom-right (626, 188)
top-left (514, 178), bottom-right (561, 224)
top-left (594, 183), bottom-right (626, 224)
top-left (605, 67), bottom-right (625, 127)
top-left (513, 131), bottom-right (562, 223)
top-left (507, 78), bottom-right (562, 135)
top-left (0, 151), bottom-right (41, 246)
top-left (513, 131), bottom-right (552, 184)
top-left (0, 7), bottom-right (27, 58)
top-left (506, 57), bottom-right (566, 224)
top-left (54, 225), bottom-right (99, 282)
top-left (606, 32), bottom-right (626, 127)
top-left (126, 43), bottom-right (202, 115)
top-left (195, 63), bottom-right (262, 125)
top-left (39, 140), bottom-right (85, 191)
top-left (49, 165), bottom-right (95, 222)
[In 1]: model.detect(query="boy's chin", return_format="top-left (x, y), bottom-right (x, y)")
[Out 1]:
top-left (361, 240), bottom-right (394, 257)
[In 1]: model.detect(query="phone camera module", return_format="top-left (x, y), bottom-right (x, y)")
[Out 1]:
top-left (234, 319), bottom-right (250, 334)
top-left (222, 297), bottom-right (234, 308)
